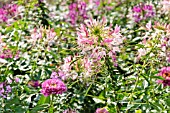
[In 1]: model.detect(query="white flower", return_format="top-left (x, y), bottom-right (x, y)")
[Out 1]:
top-left (138, 48), bottom-right (147, 57)
top-left (0, 58), bottom-right (8, 64)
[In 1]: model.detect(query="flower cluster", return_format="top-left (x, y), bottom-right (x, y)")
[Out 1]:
top-left (77, 18), bottom-right (123, 49)
top-left (132, 3), bottom-right (155, 22)
top-left (41, 79), bottom-right (67, 96)
top-left (28, 26), bottom-right (57, 49)
top-left (68, 1), bottom-right (88, 25)
top-left (57, 56), bottom-right (76, 80)
top-left (161, 0), bottom-right (170, 12)
top-left (0, 3), bottom-right (19, 24)
top-left (153, 22), bottom-right (170, 62)
top-left (157, 67), bottom-right (170, 87)
top-left (0, 49), bottom-right (20, 59)
top-left (77, 18), bottom-right (124, 65)
top-left (0, 82), bottom-right (12, 98)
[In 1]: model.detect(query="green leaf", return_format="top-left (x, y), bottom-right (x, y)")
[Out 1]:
top-left (99, 90), bottom-right (105, 99)
top-left (30, 104), bottom-right (49, 112)
top-left (49, 105), bottom-right (53, 113)
top-left (24, 86), bottom-right (31, 93)
top-left (55, 28), bottom-right (60, 36)
top-left (151, 76), bottom-right (165, 80)
top-left (165, 98), bottom-right (170, 107)
top-left (37, 95), bottom-right (50, 105)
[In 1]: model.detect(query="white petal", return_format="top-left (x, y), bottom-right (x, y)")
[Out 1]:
top-left (0, 58), bottom-right (8, 64)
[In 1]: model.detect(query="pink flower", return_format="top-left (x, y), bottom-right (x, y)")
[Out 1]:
top-left (28, 80), bottom-right (40, 88)
top-left (0, 49), bottom-right (20, 59)
top-left (15, 77), bottom-right (20, 83)
top-left (113, 24), bottom-right (120, 34)
top-left (0, 3), bottom-right (19, 24)
top-left (95, 108), bottom-right (109, 113)
top-left (137, 48), bottom-right (147, 58)
top-left (83, 57), bottom-right (92, 70)
top-left (64, 56), bottom-right (72, 63)
top-left (68, 1), bottom-right (88, 25)
top-left (157, 67), bottom-right (170, 87)
top-left (41, 79), bottom-right (67, 96)
top-left (31, 28), bottom-right (42, 40)
top-left (161, 0), bottom-right (170, 12)
top-left (58, 70), bottom-right (67, 80)
top-left (95, 0), bottom-right (100, 6)
top-left (77, 18), bottom-right (123, 48)
top-left (146, 21), bottom-right (152, 30)
top-left (133, 6), bottom-right (141, 13)
top-left (50, 71), bottom-right (58, 79)
top-left (132, 3), bottom-right (155, 22)
top-left (0, 82), bottom-right (12, 98)
top-left (63, 109), bottom-right (77, 113)
top-left (46, 28), bottom-right (56, 40)
top-left (143, 5), bottom-right (153, 11)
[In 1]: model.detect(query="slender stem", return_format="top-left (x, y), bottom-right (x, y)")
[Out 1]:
top-left (49, 95), bottom-right (53, 113)
top-left (84, 84), bottom-right (92, 97)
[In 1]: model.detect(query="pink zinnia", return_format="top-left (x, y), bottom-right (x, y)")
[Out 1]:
top-left (157, 67), bottom-right (170, 87)
top-left (41, 79), bottom-right (67, 96)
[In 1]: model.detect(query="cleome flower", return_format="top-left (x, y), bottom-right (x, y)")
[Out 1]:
top-left (157, 66), bottom-right (170, 87)
top-left (0, 82), bottom-right (12, 98)
top-left (77, 18), bottom-right (124, 68)
top-left (161, 0), bottom-right (170, 13)
top-left (41, 79), bottom-right (67, 96)
top-left (132, 3), bottom-right (155, 22)
top-left (68, 1), bottom-right (88, 25)
top-left (77, 18), bottom-right (123, 51)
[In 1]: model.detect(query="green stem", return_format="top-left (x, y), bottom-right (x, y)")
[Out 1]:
top-left (49, 95), bottom-right (53, 113)
top-left (84, 84), bottom-right (92, 97)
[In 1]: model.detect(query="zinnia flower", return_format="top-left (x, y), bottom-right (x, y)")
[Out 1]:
top-left (41, 79), bottom-right (67, 96)
top-left (95, 108), bottom-right (109, 113)
top-left (157, 66), bottom-right (170, 87)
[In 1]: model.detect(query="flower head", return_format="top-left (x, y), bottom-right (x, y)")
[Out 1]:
top-left (132, 3), bottom-right (155, 22)
top-left (41, 79), bottom-right (67, 96)
top-left (157, 66), bottom-right (170, 87)
top-left (77, 18), bottom-right (123, 48)
top-left (161, 0), bottom-right (170, 12)
top-left (0, 49), bottom-right (20, 59)
top-left (0, 3), bottom-right (20, 24)
top-left (68, 1), bottom-right (88, 25)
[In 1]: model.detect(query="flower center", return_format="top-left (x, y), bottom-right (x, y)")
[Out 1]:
top-left (163, 72), bottom-right (170, 78)
top-left (50, 83), bottom-right (56, 87)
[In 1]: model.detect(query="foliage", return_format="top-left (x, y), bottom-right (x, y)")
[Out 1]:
top-left (0, 0), bottom-right (170, 113)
